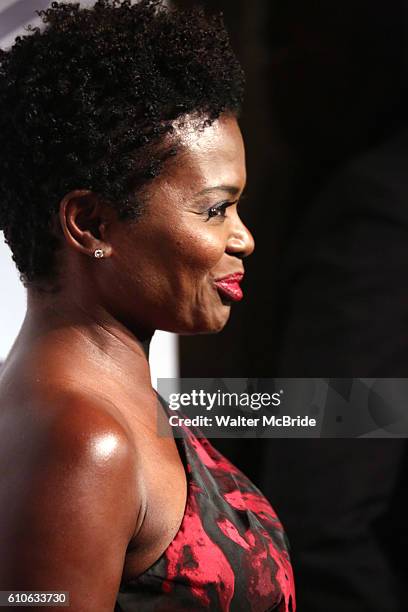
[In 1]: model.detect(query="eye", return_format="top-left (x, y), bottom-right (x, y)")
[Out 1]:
top-left (205, 200), bottom-right (237, 222)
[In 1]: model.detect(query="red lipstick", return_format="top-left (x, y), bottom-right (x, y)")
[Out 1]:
top-left (214, 273), bottom-right (244, 302)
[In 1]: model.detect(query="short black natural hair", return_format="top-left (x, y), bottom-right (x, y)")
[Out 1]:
top-left (0, 0), bottom-right (244, 288)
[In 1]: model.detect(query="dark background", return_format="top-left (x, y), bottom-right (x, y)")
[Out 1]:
top-left (174, 2), bottom-right (408, 611)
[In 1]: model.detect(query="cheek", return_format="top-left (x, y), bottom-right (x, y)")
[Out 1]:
top-left (170, 227), bottom-right (225, 273)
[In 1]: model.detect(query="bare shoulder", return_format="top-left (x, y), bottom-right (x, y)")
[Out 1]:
top-left (0, 387), bottom-right (145, 612)
top-left (0, 383), bottom-right (143, 491)
top-left (33, 387), bottom-right (142, 463)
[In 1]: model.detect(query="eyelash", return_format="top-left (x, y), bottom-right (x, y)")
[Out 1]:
top-left (205, 200), bottom-right (238, 222)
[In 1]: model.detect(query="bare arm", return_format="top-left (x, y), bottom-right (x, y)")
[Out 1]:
top-left (0, 398), bottom-right (143, 612)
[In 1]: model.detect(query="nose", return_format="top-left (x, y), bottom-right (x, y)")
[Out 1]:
top-left (226, 214), bottom-right (255, 259)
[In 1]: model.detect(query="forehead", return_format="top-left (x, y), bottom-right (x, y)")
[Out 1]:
top-left (169, 114), bottom-right (246, 196)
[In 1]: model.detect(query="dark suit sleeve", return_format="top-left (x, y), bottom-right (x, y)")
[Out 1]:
top-left (262, 141), bottom-right (408, 612)
top-left (279, 149), bottom-right (408, 377)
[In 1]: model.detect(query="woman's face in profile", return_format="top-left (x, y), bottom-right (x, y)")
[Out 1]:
top-left (104, 113), bottom-right (254, 335)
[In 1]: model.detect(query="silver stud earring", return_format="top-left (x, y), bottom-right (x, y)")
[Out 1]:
top-left (94, 249), bottom-right (104, 259)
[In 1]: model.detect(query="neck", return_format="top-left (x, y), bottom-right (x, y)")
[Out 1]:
top-left (22, 288), bottom-right (154, 389)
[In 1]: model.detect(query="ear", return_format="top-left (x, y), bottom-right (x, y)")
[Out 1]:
top-left (59, 190), bottom-right (115, 258)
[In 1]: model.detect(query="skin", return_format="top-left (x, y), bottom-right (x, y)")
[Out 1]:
top-left (0, 113), bottom-right (254, 611)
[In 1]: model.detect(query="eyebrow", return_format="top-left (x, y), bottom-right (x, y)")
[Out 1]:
top-left (194, 185), bottom-right (242, 198)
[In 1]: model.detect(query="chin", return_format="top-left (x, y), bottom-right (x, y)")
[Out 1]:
top-left (180, 309), bottom-right (231, 335)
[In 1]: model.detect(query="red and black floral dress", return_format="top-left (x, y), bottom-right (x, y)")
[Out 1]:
top-left (116, 399), bottom-right (296, 612)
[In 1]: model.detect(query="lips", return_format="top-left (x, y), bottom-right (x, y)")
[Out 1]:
top-left (214, 273), bottom-right (244, 302)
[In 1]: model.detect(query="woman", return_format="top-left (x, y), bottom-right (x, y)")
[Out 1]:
top-left (0, 1), bottom-right (295, 610)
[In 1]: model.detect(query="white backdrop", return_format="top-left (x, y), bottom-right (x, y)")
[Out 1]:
top-left (0, 0), bottom-right (179, 385)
